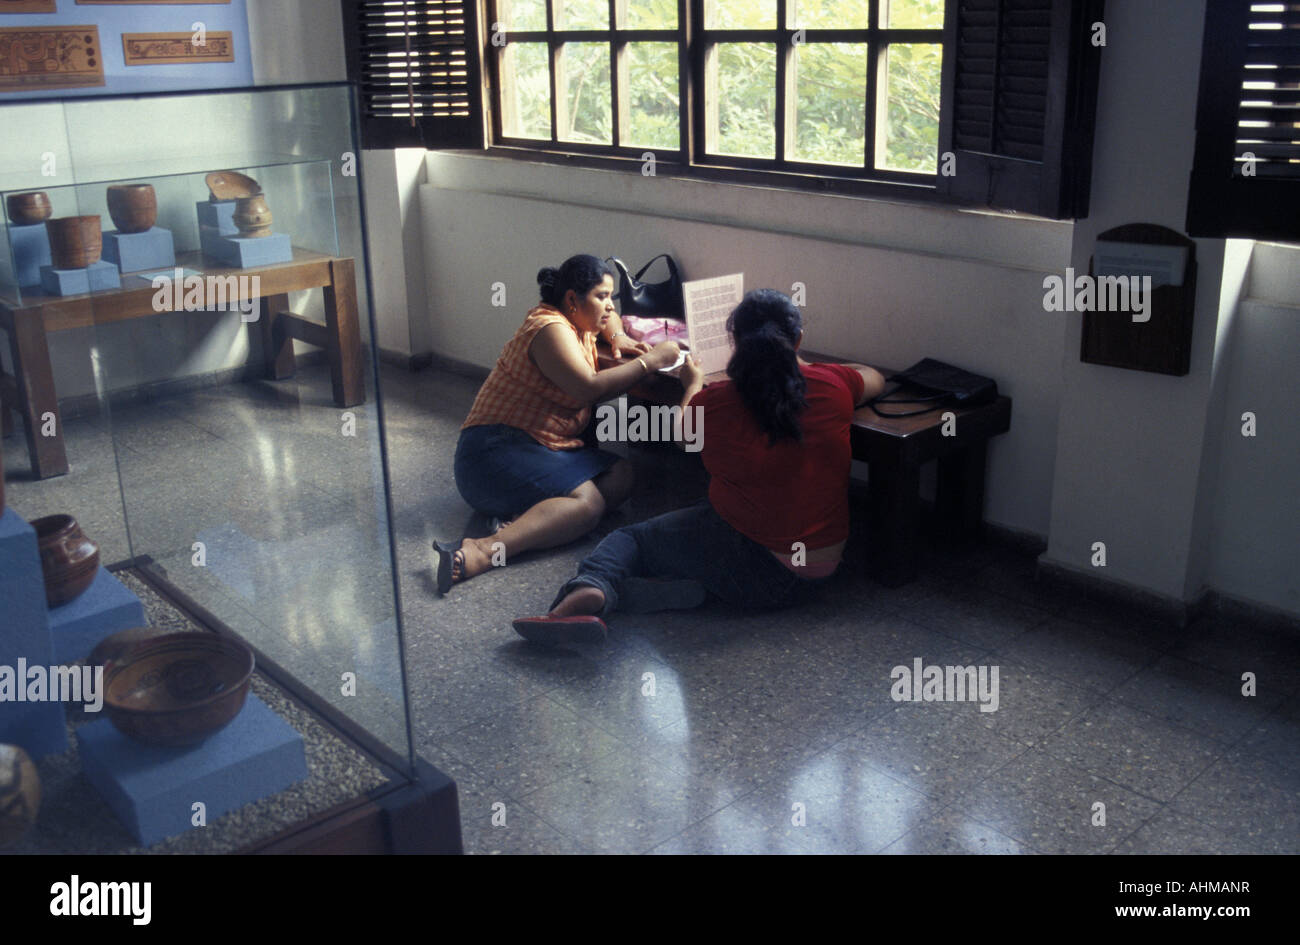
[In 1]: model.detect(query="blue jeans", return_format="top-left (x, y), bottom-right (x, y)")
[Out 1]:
top-left (553, 500), bottom-right (831, 619)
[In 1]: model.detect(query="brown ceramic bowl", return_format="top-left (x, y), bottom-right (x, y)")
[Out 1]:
top-left (104, 633), bottom-right (255, 748)
top-left (31, 513), bottom-right (100, 607)
top-left (6, 191), bottom-right (52, 226)
top-left (205, 170), bottom-right (262, 201)
top-left (232, 193), bottom-right (272, 238)
top-left (45, 215), bottom-right (102, 269)
top-left (106, 183), bottom-right (157, 234)
top-left (88, 625), bottom-right (180, 673)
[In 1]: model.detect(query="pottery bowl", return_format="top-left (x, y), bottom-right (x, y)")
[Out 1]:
top-left (205, 170), bottom-right (262, 201)
top-left (31, 513), bottom-right (100, 607)
top-left (104, 633), bottom-right (255, 747)
top-left (44, 216), bottom-right (102, 269)
top-left (0, 744), bottom-right (41, 849)
top-left (232, 194), bottom-right (272, 238)
top-left (106, 183), bottom-right (157, 234)
top-left (6, 191), bottom-right (52, 226)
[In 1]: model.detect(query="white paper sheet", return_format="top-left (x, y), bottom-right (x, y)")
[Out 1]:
top-left (683, 273), bottom-right (744, 376)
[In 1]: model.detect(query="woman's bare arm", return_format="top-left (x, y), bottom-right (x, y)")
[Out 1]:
top-left (530, 323), bottom-right (679, 403)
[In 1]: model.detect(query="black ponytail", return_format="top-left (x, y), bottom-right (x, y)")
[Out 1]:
top-left (537, 254), bottom-right (615, 308)
top-left (725, 289), bottom-right (807, 443)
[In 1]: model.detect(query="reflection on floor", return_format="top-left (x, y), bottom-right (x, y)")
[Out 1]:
top-left (4, 362), bottom-right (1298, 854)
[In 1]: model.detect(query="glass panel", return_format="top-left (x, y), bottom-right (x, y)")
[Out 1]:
top-left (559, 0), bottom-right (610, 30)
top-left (498, 0), bottom-right (547, 30)
top-left (559, 43), bottom-right (612, 143)
top-left (881, 0), bottom-right (946, 29)
top-left (790, 43), bottom-right (867, 165)
top-left (707, 0), bottom-right (775, 29)
top-left (0, 85), bottom-right (415, 772)
top-left (625, 42), bottom-right (680, 149)
top-left (500, 42), bottom-right (552, 139)
top-left (712, 43), bottom-right (775, 158)
top-left (625, 0), bottom-right (678, 29)
top-left (878, 43), bottom-right (942, 173)
top-left (791, 0), bottom-right (868, 30)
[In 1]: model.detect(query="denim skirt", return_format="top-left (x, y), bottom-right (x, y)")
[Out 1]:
top-left (454, 423), bottom-right (620, 519)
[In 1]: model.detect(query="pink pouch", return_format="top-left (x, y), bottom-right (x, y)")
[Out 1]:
top-left (622, 315), bottom-right (689, 347)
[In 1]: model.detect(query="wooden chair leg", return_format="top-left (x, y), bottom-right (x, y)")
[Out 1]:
top-left (870, 459), bottom-right (921, 587)
top-left (253, 292), bottom-right (295, 380)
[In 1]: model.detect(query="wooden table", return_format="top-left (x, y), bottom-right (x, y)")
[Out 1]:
top-left (0, 249), bottom-right (365, 479)
top-left (600, 347), bottom-right (1012, 586)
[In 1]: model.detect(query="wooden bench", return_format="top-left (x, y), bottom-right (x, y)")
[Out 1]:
top-left (599, 347), bottom-right (1012, 586)
top-left (0, 249), bottom-right (365, 479)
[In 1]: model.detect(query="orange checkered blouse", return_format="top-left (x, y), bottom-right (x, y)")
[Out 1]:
top-left (462, 305), bottom-right (599, 450)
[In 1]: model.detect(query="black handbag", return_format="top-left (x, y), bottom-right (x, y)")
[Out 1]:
top-left (868, 357), bottom-right (998, 418)
top-left (607, 254), bottom-right (684, 320)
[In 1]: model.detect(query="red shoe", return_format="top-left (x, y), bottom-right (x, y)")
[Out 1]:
top-left (512, 614), bottom-right (608, 646)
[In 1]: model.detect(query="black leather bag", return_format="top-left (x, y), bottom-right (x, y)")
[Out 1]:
top-left (868, 358), bottom-right (998, 418)
top-left (608, 254), bottom-right (684, 320)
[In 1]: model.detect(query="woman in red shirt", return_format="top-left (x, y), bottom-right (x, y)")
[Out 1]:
top-left (513, 288), bottom-right (886, 644)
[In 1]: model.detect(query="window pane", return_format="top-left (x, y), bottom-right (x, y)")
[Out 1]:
top-left (498, 0), bottom-right (546, 31)
top-left (707, 0), bottom-right (775, 29)
top-left (625, 0), bottom-right (678, 29)
top-left (559, 43), bottom-right (612, 143)
top-left (625, 42), bottom-right (680, 149)
top-left (711, 43), bottom-right (775, 158)
top-left (790, 43), bottom-right (866, 165)
top-left (790, 0), bottom-right (867, 30)
top-left (878, 43), bottom-right (942, 172)
top-left (881, 0), bottom-right (945, 29)
top-left (500, 42), bottom-right (551, 139)
top-left (558, 0), bottom-right (609, 30)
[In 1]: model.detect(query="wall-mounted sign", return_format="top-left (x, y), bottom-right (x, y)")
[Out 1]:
top-left (0, 25), bottom-right (104, 92)
top-left (1, 1), bottom-right (58, 14)
top-left (123, 30), bottom-right (233, 65)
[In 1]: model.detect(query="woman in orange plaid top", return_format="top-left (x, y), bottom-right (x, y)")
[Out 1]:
top-left (435, 254), bottom-right (683, 594)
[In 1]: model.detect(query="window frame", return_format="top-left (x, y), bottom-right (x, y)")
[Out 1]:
top-left (484, 0), bottom-right (949, 194)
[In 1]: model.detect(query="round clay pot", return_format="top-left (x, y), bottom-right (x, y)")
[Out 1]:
top-left (0, 744), bottom-right (41, 849)
top-left (31, 513), bottom-right (100, 607)
top-left (5, 191), bottom-right (52, 226)
top-left (104, 633), bottom-right (255, 747)
top-left (105, 183), bottom-right (156, 234)
top-left (45, 216), bottom-right (102, 269)
top-left (232, 194), bottom-right (272, 238)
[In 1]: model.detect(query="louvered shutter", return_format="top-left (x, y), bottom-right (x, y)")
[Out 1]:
top-left (937, 0), bottom-right (1102, 218)
top-left (342, 0), bottom-right (484, 150)
top-left (1187, 0), bottom-right (1300, 240)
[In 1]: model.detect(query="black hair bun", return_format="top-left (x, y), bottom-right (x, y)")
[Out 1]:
top-left (537, 267), bottom-right (558, 288)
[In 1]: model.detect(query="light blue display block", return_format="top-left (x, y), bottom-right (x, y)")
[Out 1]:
top-left (48, 567), bottom-right (147, 665)
top-left (8, 222), bottom-right (52, 287)
top-left (0, 508), bottom-right (68, 759)
top-left (195, 199), bottom-right (238, 235)
top-left (39, 260), bottom-right (121, 295)
top-left (201, 230), bottom-right (292, 269)
top-left (77, 693), bottom-right (308, 847)
top-left (103, 227), bottom-right (175, 272)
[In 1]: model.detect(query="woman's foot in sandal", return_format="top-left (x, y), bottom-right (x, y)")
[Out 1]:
top-left (433, 537), bottom-right (499, 594)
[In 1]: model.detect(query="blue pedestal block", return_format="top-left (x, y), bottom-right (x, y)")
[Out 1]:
top-left (200, 229), bottom-right (292, 269)
top-left (0, 508), bottom-right (68, 759)
top-left (8, 222), bottom-right (52, 286)
top-left (39, 259), bottom-right (121, 295)
top-left (77, 693), bottom-right (308, 846)
top-left (195, 199), bottom-right (238, 235)
top-left (48, 567), bottom-right (147, 665)
top-left (103, 227), bottom-right (175, 272)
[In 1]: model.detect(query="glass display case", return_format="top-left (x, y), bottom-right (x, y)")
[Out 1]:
top-left (0, 83), bottom-right (458, 854)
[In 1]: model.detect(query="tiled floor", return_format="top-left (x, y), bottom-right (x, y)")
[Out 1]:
top-left (4, 362), bottom-right (1298, 854)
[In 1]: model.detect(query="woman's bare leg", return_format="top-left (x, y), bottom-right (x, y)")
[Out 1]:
top-left (452, 481), bottom-right (605, 581)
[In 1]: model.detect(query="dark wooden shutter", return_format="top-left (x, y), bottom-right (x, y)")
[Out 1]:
top-left (342, 0), bottom-right (484, 150)
top-left (1187, 0), bottom-right (1300, 240)
top-left (937, 0), bottom-right (1102, 218)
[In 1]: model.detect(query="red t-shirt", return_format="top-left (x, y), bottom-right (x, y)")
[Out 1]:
top-left (697, 362), bottom-right (865, 553)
